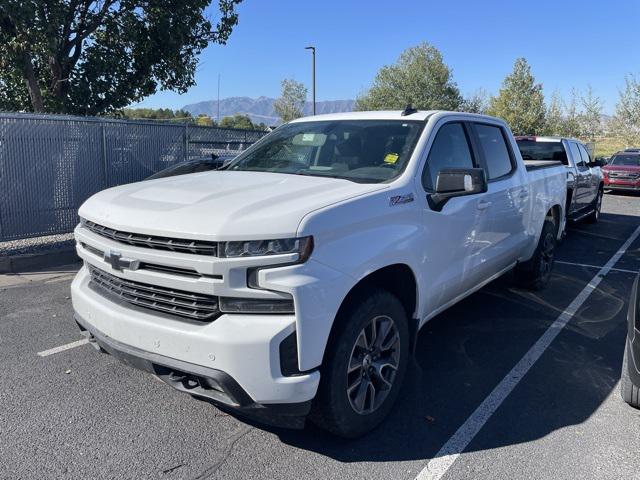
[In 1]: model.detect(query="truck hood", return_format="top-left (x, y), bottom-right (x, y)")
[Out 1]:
top-left (79, 171), bottom-right (388, 240)
top-left (602, 165), bottom-right (640, 173)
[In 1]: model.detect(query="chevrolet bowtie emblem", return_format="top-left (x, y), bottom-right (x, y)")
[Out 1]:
top-left (103, 250), bottom-right (139, 271)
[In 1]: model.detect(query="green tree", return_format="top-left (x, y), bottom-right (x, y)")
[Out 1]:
top-left (219, 114), bottom-right (256, 130)
top-left (119, 107), bottom-right (193, 122)
top-left (613, 75), bottom-right (640, 146)
top-left (487, 58), bottom-right (546, 135)
top-left (0, 0), bottom-right (242, 115)
top-left (460, 88), bottom-right (490, 114)
top-left (274, 79), bottom-right (307, 122)
top-left (356, 43), bottom-right (462, 111)
top-left (195, 114), bottom-right (216, 127)
top-left (562, 89), bottom-right (582, 138)
top-left (544, 92), bottom-right (564, 136)
top-left (578, 85), bottom-right (603, 141)
top-left (174, 109), bottom-right (194, 121)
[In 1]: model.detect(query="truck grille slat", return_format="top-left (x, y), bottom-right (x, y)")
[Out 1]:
top-left (88, 265), bottom-right (219, 321)
top-left (82, 220), bottom-right (218, 256)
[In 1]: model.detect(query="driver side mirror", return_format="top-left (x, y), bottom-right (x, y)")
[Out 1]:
top-left (588, 159), bottom-right (606, 168)
top-left (428, 168), bottom-right (487, 211)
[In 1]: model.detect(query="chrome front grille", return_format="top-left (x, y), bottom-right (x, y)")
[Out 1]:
top-left (608, 171), bottom-right (639, 180)
top-left (82, 219), bottom-right (218, 256)
top-left (79, 242), bottom-right (205, 278)
top-left (88, 265), bottom-right (219, 321)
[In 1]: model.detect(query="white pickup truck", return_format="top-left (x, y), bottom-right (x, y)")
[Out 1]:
top-left (71, 110), bottom-right (566, 437)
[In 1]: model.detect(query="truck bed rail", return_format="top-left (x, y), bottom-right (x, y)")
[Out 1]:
top-left (524, 160), bottom-right (563, 171)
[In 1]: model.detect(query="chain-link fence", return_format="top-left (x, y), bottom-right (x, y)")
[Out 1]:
top-left (0, 112), bottom-right (266, 241)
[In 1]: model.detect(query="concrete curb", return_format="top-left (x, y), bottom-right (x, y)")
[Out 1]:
top-left (0, 246), bottom-right (79, 274)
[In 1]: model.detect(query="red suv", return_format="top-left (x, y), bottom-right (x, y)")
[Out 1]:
top-left (603, 151), bottom-right (640, 191)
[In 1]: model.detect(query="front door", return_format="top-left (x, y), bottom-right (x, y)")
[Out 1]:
top-left (418, 121), bottom-right (487, 314)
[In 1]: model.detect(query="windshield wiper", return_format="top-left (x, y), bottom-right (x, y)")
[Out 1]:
top-left (292, 170), bottom-right (361, 183)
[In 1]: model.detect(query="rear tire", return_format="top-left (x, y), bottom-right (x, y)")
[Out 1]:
top-left (585, 188), bottom-right (603, 224)
top-left (310, 289), bottom-right (409, 438)
top-left (515, 219), bottom-right (556, 290)
top-left (621, 339), bottom-right (640, 408)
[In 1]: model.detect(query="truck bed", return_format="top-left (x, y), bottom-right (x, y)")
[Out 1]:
top-left (524, 160), bottom-right (563, 171)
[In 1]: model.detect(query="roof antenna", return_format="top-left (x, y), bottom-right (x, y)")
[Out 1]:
top-left (401, 104), bottom-right (418, 116)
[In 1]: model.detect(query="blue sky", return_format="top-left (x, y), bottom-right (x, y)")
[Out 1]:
top-left (137, 0), bottom-right (640, 114)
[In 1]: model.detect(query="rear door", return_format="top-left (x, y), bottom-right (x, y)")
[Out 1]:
top-left (467, 122), bottom-right (530, 278)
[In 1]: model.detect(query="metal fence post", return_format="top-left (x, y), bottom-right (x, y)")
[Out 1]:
top-left (184, 123), bottom-right (189, 161)
top-left (101, 124), bottom-right (108, 188)
top-left (0, 184), bottom-right (4, 241)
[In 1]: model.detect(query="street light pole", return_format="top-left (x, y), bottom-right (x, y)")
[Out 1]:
top-left (217, 73), bottom-right (221, 122)
top-left (305, 46), bottom-right (316, 115)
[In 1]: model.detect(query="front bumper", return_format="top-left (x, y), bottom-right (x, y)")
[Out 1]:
top-left (71, 266), bottom-right (320, 424)
top-left (604, 179), bottom-right (640, 191)
top-left (74, 312), bottom-right (312, 428)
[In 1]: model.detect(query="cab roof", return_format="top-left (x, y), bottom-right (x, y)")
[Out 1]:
top-left (288, 110), bottom-right (504, 124)
top-left (288, 110), bottom-right (435, 123)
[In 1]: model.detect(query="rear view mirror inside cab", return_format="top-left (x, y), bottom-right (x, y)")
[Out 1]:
top-left (292, 132), bottom-right (327, 147)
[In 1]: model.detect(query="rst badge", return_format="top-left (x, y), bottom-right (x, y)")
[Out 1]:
top-left (389, 193), bottom-right (414, 206)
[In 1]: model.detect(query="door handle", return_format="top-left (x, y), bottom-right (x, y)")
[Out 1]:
top-left (519, 190), bottom-right (529, 199)
top-left (477, 200), bottom-right (492, 210)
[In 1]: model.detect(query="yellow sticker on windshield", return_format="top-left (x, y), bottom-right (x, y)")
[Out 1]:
top-left (384, 153), bottom-right (399, 164)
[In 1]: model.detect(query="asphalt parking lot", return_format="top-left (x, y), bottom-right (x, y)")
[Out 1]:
top-left (1, 192), bottom-right (639, 480)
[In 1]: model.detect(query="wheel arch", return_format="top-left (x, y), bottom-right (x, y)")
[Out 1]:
top-left (565, 187), bottom-right (574, 218)
top-left (320, 263), bottom-right (418, 365)
top-left (546, 204), bottom-right (562, 238)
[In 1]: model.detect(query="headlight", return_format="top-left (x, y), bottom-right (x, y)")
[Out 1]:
top-left (220, 236), bottom-right (313, 261)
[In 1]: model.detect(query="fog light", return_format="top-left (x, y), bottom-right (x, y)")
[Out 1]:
top-left (219, 297), bottom-right (294, 314)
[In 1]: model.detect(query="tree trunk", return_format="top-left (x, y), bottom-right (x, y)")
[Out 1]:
top-left (22, 53), bottom-right (45, 112)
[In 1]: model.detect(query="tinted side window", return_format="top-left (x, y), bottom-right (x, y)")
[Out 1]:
top-left (475, 124), bottom-right (513, 180)
top-left (422, 123), bottom-right (474, 191)
top-left (577, 144), bottom-right (591, 167)
top-left (568, 142), bottom-right (584, 167)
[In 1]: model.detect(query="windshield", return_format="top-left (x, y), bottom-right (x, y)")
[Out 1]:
top-left (516, 140), bottom-right (568, 165)
top-left (227, 120), bottom-right (424, 183)
top-left (609, 154), bottom-right (640, 166)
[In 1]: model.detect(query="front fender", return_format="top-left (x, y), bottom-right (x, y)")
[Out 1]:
top-left (261, 189), bottom-right (424, 371)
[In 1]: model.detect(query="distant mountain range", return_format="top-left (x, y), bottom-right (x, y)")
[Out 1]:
top-left (182, 96), bottom-right (356, 125)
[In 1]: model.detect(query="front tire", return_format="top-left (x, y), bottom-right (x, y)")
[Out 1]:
top-left (310, 289), bottom-right (409, 438)
top-left (621, 339), bottom-right (640, 408)
top-left (515, 219), bottom-right (556, 290)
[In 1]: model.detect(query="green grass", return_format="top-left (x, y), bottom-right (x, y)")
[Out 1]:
top-left (591, 136), bottom-right (629, 158)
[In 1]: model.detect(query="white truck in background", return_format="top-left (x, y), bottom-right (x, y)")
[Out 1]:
top-left (71, 110), bottom-right (566, 437)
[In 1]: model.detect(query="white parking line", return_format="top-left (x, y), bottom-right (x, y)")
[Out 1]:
top-left (555, 260), bottom-right (638, 275)
top-left (37, 338), bottom-right (89, 357)
top-left (416, 225), bottom-right (640, 480)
